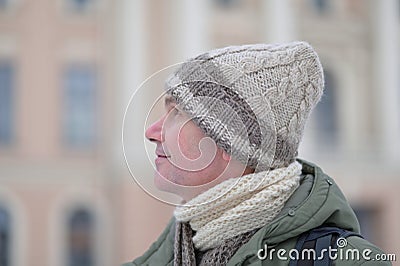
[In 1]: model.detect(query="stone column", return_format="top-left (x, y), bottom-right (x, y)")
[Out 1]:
top-left (115, 0), bottom-right (148, 163)
top-left (371, 0), bottom-right (400, 161)
top-left (168, 0), bottom-right (210, 61)
top-left (262, 0), bottom-right (297, 43)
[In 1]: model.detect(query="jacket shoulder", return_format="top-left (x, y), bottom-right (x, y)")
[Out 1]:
top-left (121, 218), bottom-right (176, 266)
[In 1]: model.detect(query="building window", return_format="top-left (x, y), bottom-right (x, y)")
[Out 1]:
top-left (0, 0), bottom-right (11, 11)
top-left (68, 208), bottom-right (95, 266)
top-left (315, 69), bottom-right (338, 146)
top-left (0, 207), bottom-right (11, 266)
top-left (0, 62), bottom-right (13, 146)
top-left (311, 0), bottom-right (330, 13)
top-left (0, 0), bottom-right (19, 13)
top-left (63, 64), bottom-right (97, 148)
top-left (65, 0), bottom-right (95, 13)
top-left (214, 0), bottom-right (240, 9)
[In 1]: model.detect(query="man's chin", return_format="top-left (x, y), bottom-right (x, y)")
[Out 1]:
top-left (153, 172), bottom-right (199, 201)
top-left (153, 172), bottom-right (178, 193)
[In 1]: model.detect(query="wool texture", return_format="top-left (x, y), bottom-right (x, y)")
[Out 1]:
top-left (174, 221), bottom-right (257, 266)
top-left (174, 161), bottom-right (302, 252)
top-left (166, 42), bottom-right (324, 171)
top-left (174, 222), bottom-right (195, 266)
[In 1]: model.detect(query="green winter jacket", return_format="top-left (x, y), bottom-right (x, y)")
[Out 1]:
top-left (122, 160), bottom-right (392, 265)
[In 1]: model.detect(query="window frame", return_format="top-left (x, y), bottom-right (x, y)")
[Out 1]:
top-left (62, 63), bottom-right (98, 149)
top-left (0, 60), bottom-right (14, 147)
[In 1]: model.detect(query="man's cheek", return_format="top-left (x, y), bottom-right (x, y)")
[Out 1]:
top-left (186, 136), bottom-right (208, 161)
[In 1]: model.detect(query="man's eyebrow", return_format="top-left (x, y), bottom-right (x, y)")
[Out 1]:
top-left (164, 96), bottom-right (176, 107)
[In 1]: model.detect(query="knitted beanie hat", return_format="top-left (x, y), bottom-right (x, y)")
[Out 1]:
top-left (165, 41), bottom-right (324, 171)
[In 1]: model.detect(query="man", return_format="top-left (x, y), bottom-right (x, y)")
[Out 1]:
top-left (123, 42), bottom-right (390, 265)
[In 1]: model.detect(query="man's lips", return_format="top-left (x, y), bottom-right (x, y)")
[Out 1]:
top-left (155, 150), bottom-right (170, 164)
top-left (155, 146), bottom-right (170, 157)
top-left (156, 152), bottom-right (170, 157)
top-left (155, 146), bottom-right (170, 164)
top-left (155, 154), bottom-right (170, 165)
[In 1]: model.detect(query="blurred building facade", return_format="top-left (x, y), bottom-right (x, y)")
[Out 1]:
top-left (0, 0), bottom-right (399, 265)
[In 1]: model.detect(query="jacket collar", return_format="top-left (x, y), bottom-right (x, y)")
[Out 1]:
top-left (228, 159), bottom-right (360, 265)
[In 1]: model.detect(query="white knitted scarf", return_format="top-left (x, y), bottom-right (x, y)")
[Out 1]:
top-left (174, 161), bottom-right (302, 251)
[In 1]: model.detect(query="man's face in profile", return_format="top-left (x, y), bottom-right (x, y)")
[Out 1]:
top-left (145, 96), bottom-right (229, 200)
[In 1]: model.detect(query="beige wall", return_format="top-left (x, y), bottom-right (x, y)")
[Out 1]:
top-left (0, 0), bottom-right (399, 265)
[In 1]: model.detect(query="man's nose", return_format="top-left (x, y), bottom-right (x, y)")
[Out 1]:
top-left (145, 115), bottom-right (164, 143)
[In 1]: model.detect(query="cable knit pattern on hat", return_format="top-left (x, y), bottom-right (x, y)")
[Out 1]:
top-left (166, 42), bottom-right (324, 171)
top-left (174, 161), bottom-right (302, 251)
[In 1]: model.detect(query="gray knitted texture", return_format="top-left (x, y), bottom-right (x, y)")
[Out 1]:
top-left (166, 41), bottom-right (324, 171)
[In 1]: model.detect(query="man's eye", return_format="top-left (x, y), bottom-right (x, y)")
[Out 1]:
top-left (172, 107), bottom-right (181, 115)
top-left (166, 105), bottom-right (184, 119)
